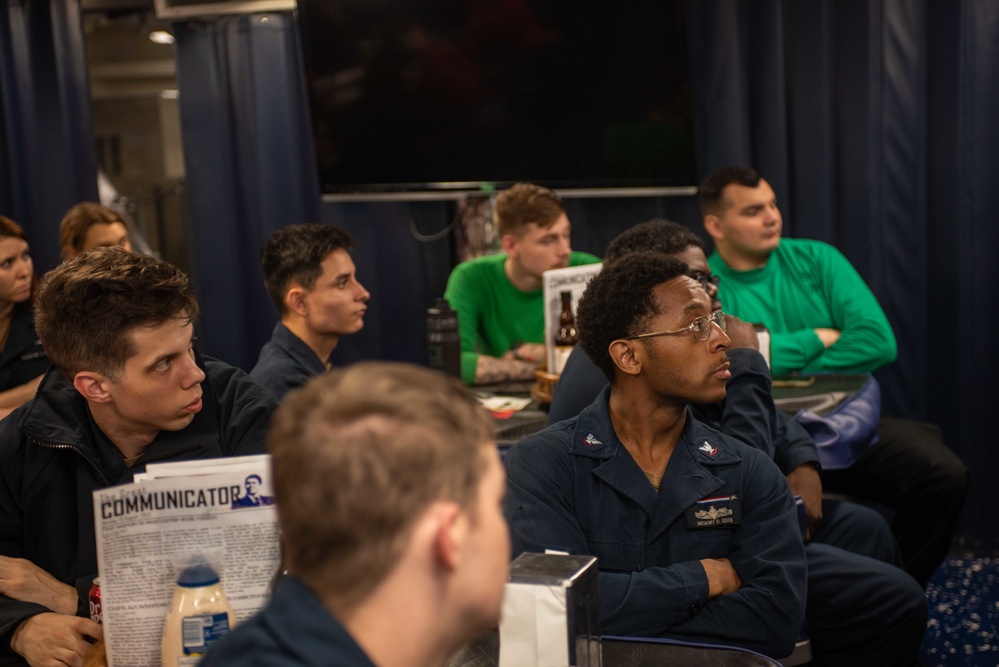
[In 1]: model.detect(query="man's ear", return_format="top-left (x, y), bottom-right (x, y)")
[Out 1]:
top-left (73, 371), bottom-right (112, 403)
top-left (609, 339), bottom-right (642, 377)
top-left (500, 233), bottom-right (519, 257)
top-left (430, 501), bottom-right (465, 572)
top-left (703, 214), bottom-right (724, 242)
top-left (284, 286), bottom-right (308, 317)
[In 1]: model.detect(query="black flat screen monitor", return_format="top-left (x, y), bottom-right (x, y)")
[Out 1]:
top-left (298, 0), bottom-right (695, 196)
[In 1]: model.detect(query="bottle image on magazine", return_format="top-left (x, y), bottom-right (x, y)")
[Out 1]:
top-left (553, 291), bottom-right (579, 374)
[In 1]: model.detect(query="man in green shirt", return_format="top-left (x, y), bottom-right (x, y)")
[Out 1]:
top-left (700, 165), bottom-right (968, 587)
top-left (444, 183), bottom-right (600, 385)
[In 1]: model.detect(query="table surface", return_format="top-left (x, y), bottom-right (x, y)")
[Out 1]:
top-left (772, 373), bottom-right (870, 416)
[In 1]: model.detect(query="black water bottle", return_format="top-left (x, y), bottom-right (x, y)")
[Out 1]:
top-left (427, 298), bottom-right (461, 379)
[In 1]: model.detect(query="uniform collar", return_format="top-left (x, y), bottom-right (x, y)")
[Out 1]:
top-left (273, 321), bottom-right (331, 372)
top-left (569, 386), bottom-right (743, 540)
top-left (264, 576), bottom-right (376, 666)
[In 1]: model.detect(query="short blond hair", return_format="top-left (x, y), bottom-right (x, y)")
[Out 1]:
top-left (493, 182), bottom-right (566, 237)
top-left (269, 362), bottom-right (495, 611)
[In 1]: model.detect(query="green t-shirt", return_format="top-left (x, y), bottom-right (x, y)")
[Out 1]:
top-left (708, 238), bottom-right (897, 376)
top-left (444, 251), bottom-right (601, 384)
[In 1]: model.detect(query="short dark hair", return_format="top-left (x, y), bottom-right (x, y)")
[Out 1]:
top-left (34, 248), bottom-right (198, 380)
top-left (493, 183), bottom-right (566, 237)
top-left (699, 166), bottom-right (762, 217)
top-left (604, 219), bottom-right (703, 264)
top-left (260, 224), bottom-right (354, 316)
top-left (246, 474), bottom-right (262, 484)
top-left (577, 252), bottom-right (689, 382)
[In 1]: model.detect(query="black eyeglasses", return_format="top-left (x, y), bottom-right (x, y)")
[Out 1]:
top-left (690, 271), bottom-right (720, 290)
top-left (628, 310), bottom-right (726, 342)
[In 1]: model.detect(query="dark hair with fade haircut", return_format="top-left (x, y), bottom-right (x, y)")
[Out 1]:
top-left (34, 247), bottom-right (198, 380)
top-left (604, 219), bottom-right (703, 264)
top-left (269, 361), bottom-right (495, 613)
top-left (260, 223), bottom-right (354, 316)
top-left (493, 182), bottom-right (566, 237)
top-left (577, 252), bottom-right (689, 383)
top-left (699, 166), bottom-right (762, 218)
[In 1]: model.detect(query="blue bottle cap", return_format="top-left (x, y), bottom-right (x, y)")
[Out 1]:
top-left (177, 563), bottom-right (220, 587)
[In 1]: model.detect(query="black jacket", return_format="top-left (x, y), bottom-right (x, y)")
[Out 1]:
top-left (0, 303), bottom-right (47, 393)
top-left (0, 354), bottom-right (276, 663)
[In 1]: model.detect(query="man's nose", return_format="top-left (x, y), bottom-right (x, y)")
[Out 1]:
top-left (183, 355), bottom-right (207, 387)
top-left (356, 281), bottom-right (370, 302)
top-left (709, 322), bottom-right (731, 351)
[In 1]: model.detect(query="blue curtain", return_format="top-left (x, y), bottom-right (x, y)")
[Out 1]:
top-left (173, 12), bottom-right (321, 371)
top-left (925, 0), bottom-right (999, 538)
top-left (689, 0), bottom-right (998, 535)
top-left (0, 0), bottom-right (97, 270)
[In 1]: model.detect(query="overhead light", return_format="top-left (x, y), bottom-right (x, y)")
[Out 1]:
top-left (149, 30), bottom-right (174, 45)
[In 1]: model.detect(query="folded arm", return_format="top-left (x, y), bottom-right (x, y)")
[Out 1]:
top-left (504, 442), bottom-right (806, 656)
top-left (503, 444), bottom-right (713, 633)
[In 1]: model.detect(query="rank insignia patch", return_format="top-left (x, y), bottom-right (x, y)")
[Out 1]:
top-left (698, 441), bottom-right (719, 459)
top-left (684, 492), bottom-right (742, 528)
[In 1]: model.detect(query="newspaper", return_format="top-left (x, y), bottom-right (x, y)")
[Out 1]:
top-left (542, 263), bottom-right (603, 373)
top-left (93, 456), bottom-right (280, 667)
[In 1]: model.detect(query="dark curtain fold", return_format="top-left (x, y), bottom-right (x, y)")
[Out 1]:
top-left (0, 0), bottom-right (97, 270)
top-left (689, 0), bottom-right (923, 415)
top-left (690, 0), bottom-right (998, 535)
top-left (173, 12), bottom-right (321, 372)
top-left (926, 0), bottom-right (999, 537)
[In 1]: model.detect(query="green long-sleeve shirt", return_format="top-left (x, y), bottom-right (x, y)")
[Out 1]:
top-left (708, 238), bottom-right (897, 376)
top-left (444, 251), bottom-right (600, 384)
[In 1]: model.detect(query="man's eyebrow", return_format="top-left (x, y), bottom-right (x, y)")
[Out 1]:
top-left (146, 350), bottom-right (179, 370)
top-left (145, 332), bottom-right (195, 370)
top-left (680, 298), bottom-right (710, 317)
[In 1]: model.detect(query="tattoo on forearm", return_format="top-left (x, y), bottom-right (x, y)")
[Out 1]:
top-left (475, 356), bottom-right (537, 384)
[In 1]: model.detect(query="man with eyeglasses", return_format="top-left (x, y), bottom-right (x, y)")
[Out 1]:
top-left (547, 219), bottom-right (928, 666)
top-left (504, 251), bottom-right (807, 658)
